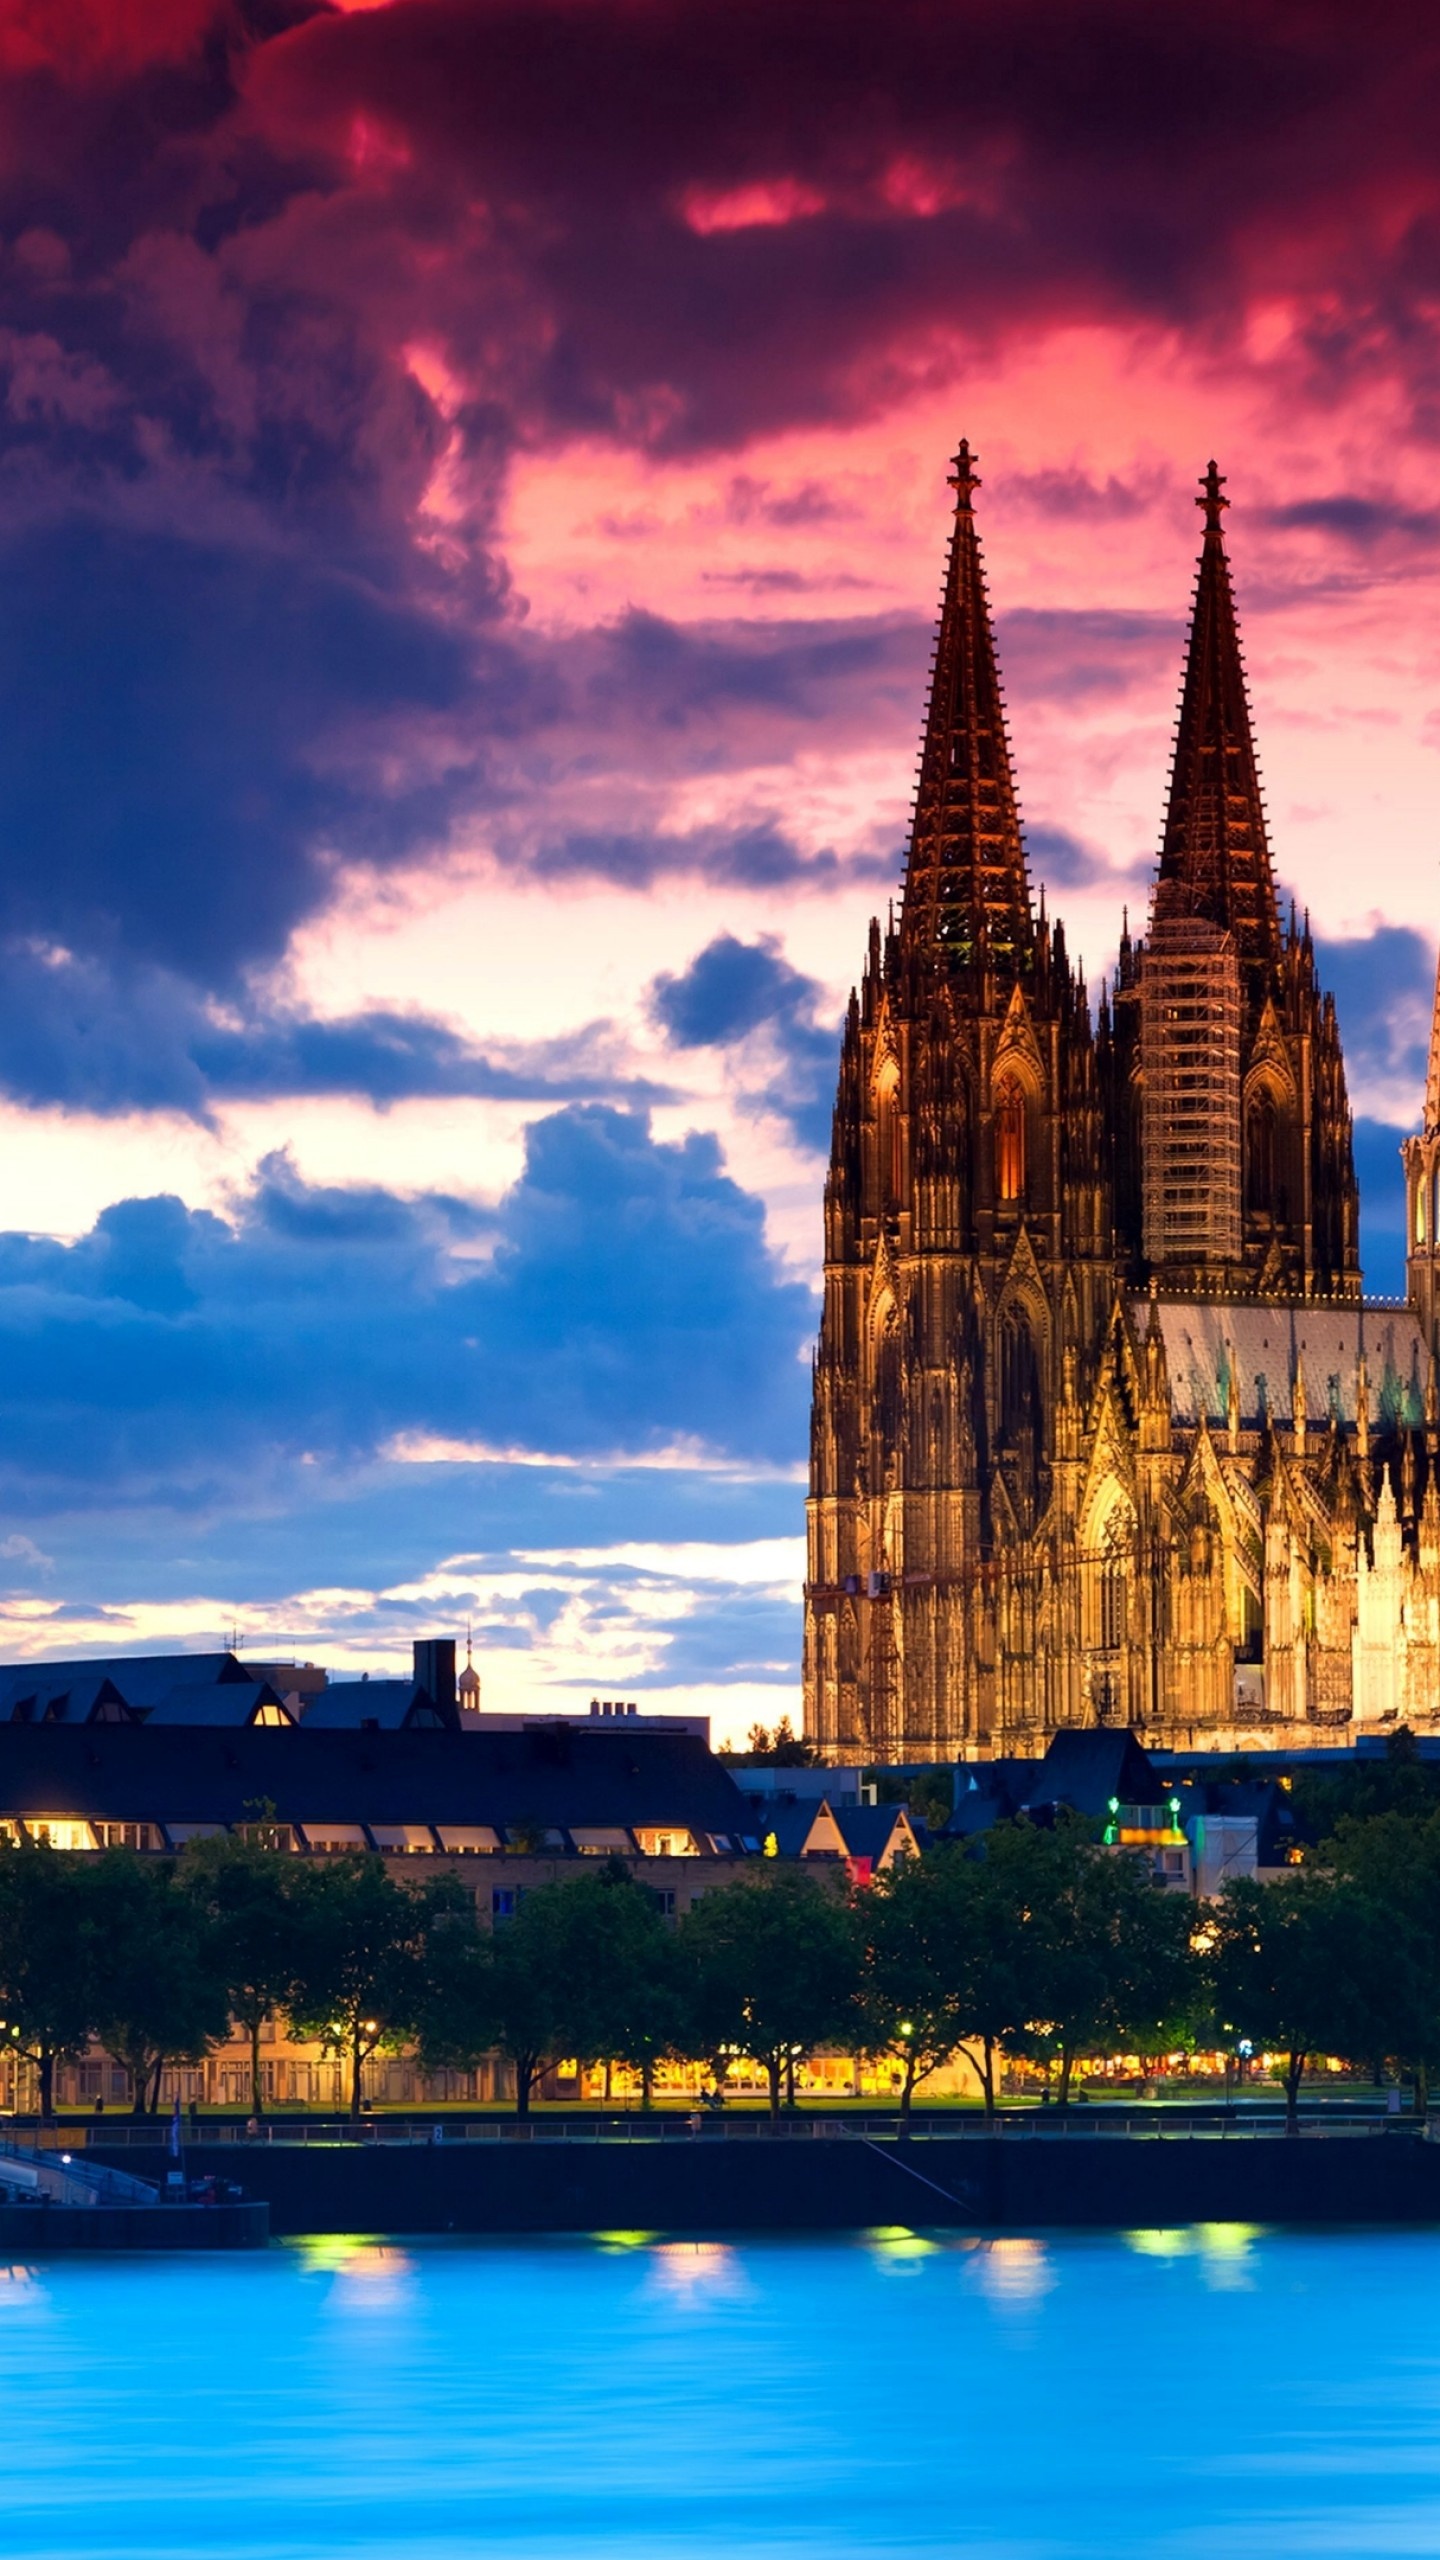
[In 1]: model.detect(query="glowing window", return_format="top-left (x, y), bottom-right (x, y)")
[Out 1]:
top-left (995, 1078), bottom-right (1026, 1201)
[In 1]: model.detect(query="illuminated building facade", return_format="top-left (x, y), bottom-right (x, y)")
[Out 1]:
top-left (806, 451), bottom-right (1440, 1760)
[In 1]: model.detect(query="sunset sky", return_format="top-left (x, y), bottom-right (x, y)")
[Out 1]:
top-left (0, 0), bottom-right (1437, 1734)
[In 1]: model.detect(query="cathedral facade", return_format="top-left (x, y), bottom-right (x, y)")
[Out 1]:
top-left (805, 448), bottom-right (1440, 1761)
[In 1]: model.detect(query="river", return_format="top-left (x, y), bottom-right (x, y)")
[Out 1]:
top-left (2, 2227), bottom-right (1433, 2556)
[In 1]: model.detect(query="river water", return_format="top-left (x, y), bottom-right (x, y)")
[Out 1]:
top-left (3, 2227), bottom-right (1436, 2557)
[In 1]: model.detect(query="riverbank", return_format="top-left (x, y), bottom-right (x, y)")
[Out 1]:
top-left (0, 2198), bottom-right (267, 2250)
top-left (86, 2127), bottom-right (1440, 2234)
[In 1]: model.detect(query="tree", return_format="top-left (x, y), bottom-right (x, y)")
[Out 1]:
top-left (288, 1857), bottom-right (455, 2117)
top-left (932, 1842), bottom-right (1034, 2118)
top-left (176, 1816), bottom-right (302, 2117)
top-left (1293, 1725), bottom-right (1440, 1838)
top-left (0, 1838), bottom-right (103, 2120)
top-left (856, 1854), bottom-right (966, 2117)
top-left (413, 1866), bottom-right (683, 2116)
top-left (680, 1869), bottom-right (860, 2121)
top-left (481, 1884), bottom-right (580, 2116)
top-left (409, 1887), bottom-right (495, 2086)
top-left (88, 1853), bottom-right (230, 2116)
top-left (725, 1717), bottom-right (819, 1768)
top-left (557, 1862), bottom-right (683, 2107)
top-left (1324, 1808), bottom-right (1440, 2111)
top-left (989, 1817), bottom-right (1199, 2107)
top-left (1209, 1871), bottom-right (1383, 2127)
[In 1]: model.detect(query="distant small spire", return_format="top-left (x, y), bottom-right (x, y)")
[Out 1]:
top-left (1198, 459), bottom-right (1228, 532)
top-left (948, 439), bottom-right (981, 511)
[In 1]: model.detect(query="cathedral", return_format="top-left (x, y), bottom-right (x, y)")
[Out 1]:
top-left (805, 447), bottom-right (1440, 1762)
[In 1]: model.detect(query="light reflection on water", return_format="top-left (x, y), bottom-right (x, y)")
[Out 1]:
top-left (4, 2228), bottom-right (1440, 2557)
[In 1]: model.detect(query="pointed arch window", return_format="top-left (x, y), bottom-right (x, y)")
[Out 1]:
top-left (876, 1068), bottom-right (903, 1209)
top-left (1418, 1174), bottom-right (1428, 1248)
top-left (999, 1310), bottom-right (1042, 1451)
top-left (1246, 1091), bottom-right (1277, 1213)
top-left (1090, 1502), bottom-right (1134, 1655)
top-left (994, 1076), bottom-right (1026, 1202)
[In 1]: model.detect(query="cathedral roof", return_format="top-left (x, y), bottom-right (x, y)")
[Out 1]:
top-left (1132, 1296), bottom-right (1425, 1430)
top-left (1151, 464), bottom-right (1283, 970)
top-left (899, 441), bottom-right (1032, 978)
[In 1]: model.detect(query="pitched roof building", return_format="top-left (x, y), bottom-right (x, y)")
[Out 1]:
top-left (806, 451), bottom-right (1437, 1761)
top-left (0, 1720), bottom-right (758, 1861)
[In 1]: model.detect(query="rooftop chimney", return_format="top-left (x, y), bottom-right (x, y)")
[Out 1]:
top-left (413, 1638), bottom-right (457, 1716)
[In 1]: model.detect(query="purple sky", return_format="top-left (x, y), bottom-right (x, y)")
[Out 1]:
top-left (0, 0), bottom-right (1435, 1732)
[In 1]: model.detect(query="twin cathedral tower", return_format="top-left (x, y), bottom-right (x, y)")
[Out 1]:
top-left (805, 449), bottom-right (1440, 1759)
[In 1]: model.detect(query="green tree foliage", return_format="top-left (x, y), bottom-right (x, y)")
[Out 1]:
top-left (856, 1850), bottom-right (1008, 2117)
top-left (176, 1815), bottom-right (303, 2117)
top-left (88, 1853), bottom-right (231, 2116)
top-left (413, 1863), bottom-right (688, 2117)
top-left (679, 1869), bottom-right (860, 2121)
top-left (990, 1818), bottom-right (1198, 2106)
top-left (288, 1857), bottom-right (466, 2117)
top-left (560, 1862), bottom-right (684, 2106)
top-left (1293, 1725), bottom-right (1440, 1838)
top-left (479, 1882), bottom-right (587, 2118)
top-left (0, 1838), bottom-right (104, 2120)
top-left (855, 1856), bottom-right (953, 2114)
top-left (724, 1716), bottom-right (818, 1767)
top-left (1209, 1871), bottom-right (1387, 2126)
top-left (1304, 1808), bottom-right (1440, 2110)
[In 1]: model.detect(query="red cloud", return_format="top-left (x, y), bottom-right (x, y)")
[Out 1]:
top-left (0, 0), bottom-right (217, 78)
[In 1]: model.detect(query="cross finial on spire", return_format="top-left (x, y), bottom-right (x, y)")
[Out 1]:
top-left (1199, 459), bottom-right (1228, 532)
top-left (948, 439), bottom-right (981, 511)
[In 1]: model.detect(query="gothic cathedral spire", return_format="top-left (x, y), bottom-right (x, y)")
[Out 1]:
top-left (1152, 462), bottom-right (1283, 972)
top-left (899, 441), bottom-right (1033, 978)
top-left (1130, 463), bottom-right (1359, 1300)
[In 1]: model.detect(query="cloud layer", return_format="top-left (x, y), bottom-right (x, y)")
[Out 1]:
top-left (0, 0), bottom-right (1434, 1722)
top-left (0, 1104), bottom-right (813, 1492)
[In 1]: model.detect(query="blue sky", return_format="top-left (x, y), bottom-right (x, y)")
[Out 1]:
top-left (0, 0), bottom-right (1435, 1733)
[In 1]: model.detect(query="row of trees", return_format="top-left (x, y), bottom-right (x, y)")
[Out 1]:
top-left (4, 1804), bottom-right (1440, 2124)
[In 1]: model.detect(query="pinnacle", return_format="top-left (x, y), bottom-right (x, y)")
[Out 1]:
top-left (899, 444), bottom-right (1033, 979)
top-left (1151, 463), bottom-right (1282, 969)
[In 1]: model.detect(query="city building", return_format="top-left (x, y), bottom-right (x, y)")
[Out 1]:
top-left (806, 446), bottom-right (1440, 1762)
top-left (0, 1712), bottom-right (757, 1867)
top-left (0, 1643), bottom-right (462, 1730)
top-left (942, 1725), bottom-right (1309, 1897)
top-left (0, 1706), bottom-right (763, 2111)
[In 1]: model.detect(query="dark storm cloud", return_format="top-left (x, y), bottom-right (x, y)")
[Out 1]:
top-left (0, 0), bottom-right (1433, 1063)
top-left (0, 585), bottom-right (923, 1115)
top-left (0, 520), bottom-right (471, 980)
top-left (650, 932), bottom-right (839, 1153)
top-left (1026, 824), bottom-right (1151, 899)
top-left (247, 0), bottom-right (1440, 452)
top-left (528, 821), bottom-right (883, 896)
top-left (0, 1104), bottom-right (815, 1492)
top-left (1266, 497), bottom-right (1440, 548)
top-left (997, 609), bottom-right (1175, 705)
